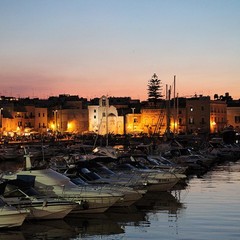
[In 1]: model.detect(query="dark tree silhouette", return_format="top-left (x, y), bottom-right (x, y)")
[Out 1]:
top-left (147, 73), bottom-right (163, 106)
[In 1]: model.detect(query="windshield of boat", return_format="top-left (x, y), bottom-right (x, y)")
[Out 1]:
top-left (79, 168), bottom-right (101, 181)
top-left (91, 165), bottom-right (115, 176)
top-left (70, 177), bottom-right (88, 186)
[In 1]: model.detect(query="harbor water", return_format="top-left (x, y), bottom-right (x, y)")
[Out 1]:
top-left (0, 159), bottom-right (240, 240)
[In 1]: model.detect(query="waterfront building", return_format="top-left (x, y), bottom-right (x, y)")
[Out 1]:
top-left (88, 96), bottom-right (124, 135)
top-left (35, 107), bottom-right (48, 133)
top-left (0, 94), bottom-right (233, 138)
top-left (227, 100), bottom-right (240, 133)
top-left (48, 95), bottom-right (89, 133)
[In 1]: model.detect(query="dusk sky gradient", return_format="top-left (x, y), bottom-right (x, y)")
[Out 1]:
top-left (1, 0), bottom-right (240, 100)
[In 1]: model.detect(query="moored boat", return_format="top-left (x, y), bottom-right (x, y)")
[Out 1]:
top-left (0, 198), bottom-right (28, 228)
top-left (2, 153), bottom-right (123, 214)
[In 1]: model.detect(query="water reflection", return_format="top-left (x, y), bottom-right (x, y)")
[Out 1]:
top-left (135, 191), bottom-right (184, 214)
top-left (1, 160), bottom-right (240, 239)
top-left (0, 191), bottom-right (184, 240)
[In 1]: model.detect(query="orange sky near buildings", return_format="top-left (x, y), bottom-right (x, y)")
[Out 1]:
top-left (0, 1), bottom-right (239, 101)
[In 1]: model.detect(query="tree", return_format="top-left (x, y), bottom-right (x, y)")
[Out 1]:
top-left (147, 73), bottom-right (163, 106)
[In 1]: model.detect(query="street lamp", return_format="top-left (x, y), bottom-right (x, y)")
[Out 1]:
top-left (131, 108), bottom-right (135, 133)
top-left (53, 110), bottom-right (58, 132)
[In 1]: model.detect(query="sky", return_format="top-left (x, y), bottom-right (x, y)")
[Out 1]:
top-left (0, 0), bottom-right (240, 100)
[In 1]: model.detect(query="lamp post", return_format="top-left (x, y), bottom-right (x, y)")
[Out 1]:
top-left (53, 110), bottom-right (58, 133)
top-left (131, 108), bottom-right (135, 133)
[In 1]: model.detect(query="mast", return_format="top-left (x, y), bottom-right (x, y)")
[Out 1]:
top-left (166, 84), bottom-right (171, 139)
top-left (173, 75), bottom-right (176, 135)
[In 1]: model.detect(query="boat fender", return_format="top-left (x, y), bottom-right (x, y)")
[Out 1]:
top-left (42, 199), bottom-right (48, 207)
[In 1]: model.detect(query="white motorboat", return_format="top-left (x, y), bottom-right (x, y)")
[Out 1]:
top-left (2, 153), bottom-right (123, 214)
top-left (64, 167), bottom-right (145, 207)
top-left (102, 156), bottom-right (186, 192)
top-left (0, 198), bottom-right (28, 228)
top-left (0, 179), bottom-right (77, 220)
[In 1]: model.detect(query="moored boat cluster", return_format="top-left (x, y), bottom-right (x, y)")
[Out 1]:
top-left (0, 138), bottom-right (239, 229)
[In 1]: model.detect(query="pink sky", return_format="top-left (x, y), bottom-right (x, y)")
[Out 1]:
top-left (1, 1), bottom-right (239, 100)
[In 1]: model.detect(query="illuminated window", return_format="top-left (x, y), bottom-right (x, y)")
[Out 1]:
top-left (190, 107), bottom-right (193, 112)
top-left (189, 117), bottom-right (194, 124)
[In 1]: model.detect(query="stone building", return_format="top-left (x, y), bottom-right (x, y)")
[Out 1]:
top-left (227, 100), bottom-right (240, 133)
top-left (88, 96), bottom-right (124, 135)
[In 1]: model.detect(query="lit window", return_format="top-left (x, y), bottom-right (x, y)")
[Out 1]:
top-left (190, 107), bottom-right (193, 112)
top-left (189, 117), bottom-right (194, 124)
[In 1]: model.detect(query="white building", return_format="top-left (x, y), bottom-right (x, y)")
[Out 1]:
top-left (88, 96), bottom-right (124, 135)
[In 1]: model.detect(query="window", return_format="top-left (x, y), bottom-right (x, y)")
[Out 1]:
top-left (94, 109), bottom-right (96, 113)
top-left (178, 118), bottom-right (182, 124)
top-left (102, 112), bottom-right (106, 117)
top-left (190, 107), bottom-right (193, 112)
top-left (134, 118), bottom-right (138, 123)
top-left (189, 117), bottom-right (194, 124)
top-left (94, 115), bottom-right (96, 119)
top-left (201, 118), bottom-right (205, 124)
top-left (43, 113), bottom-right (45, 117)
top-left (201, 106), bottom-right (204, 111)
top-left (235, 116), bottom-right (240, 123)
top-left (38, 113), bottom-right (40, 117)
top-left (102, 99), bottom-right (106, 106)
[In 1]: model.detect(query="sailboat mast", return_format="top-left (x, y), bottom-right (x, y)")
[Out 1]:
top-left (173, 75), bottom-right (176, 134)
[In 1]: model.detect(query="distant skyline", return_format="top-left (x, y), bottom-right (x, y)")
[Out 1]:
top-left (0, 0), bottom-right (240, 100)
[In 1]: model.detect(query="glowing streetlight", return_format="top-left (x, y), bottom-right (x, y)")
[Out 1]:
top-left (53, 110), bottom-right (58, 132)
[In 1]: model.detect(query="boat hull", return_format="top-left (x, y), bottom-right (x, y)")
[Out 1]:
top-left (0, 209), bottom-right (27, 228)
top-left (26, 202), bottom-right (76, 219)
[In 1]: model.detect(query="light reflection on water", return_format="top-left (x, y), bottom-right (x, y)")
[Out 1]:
top-left (0, 160), bottom-right (240, 240)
